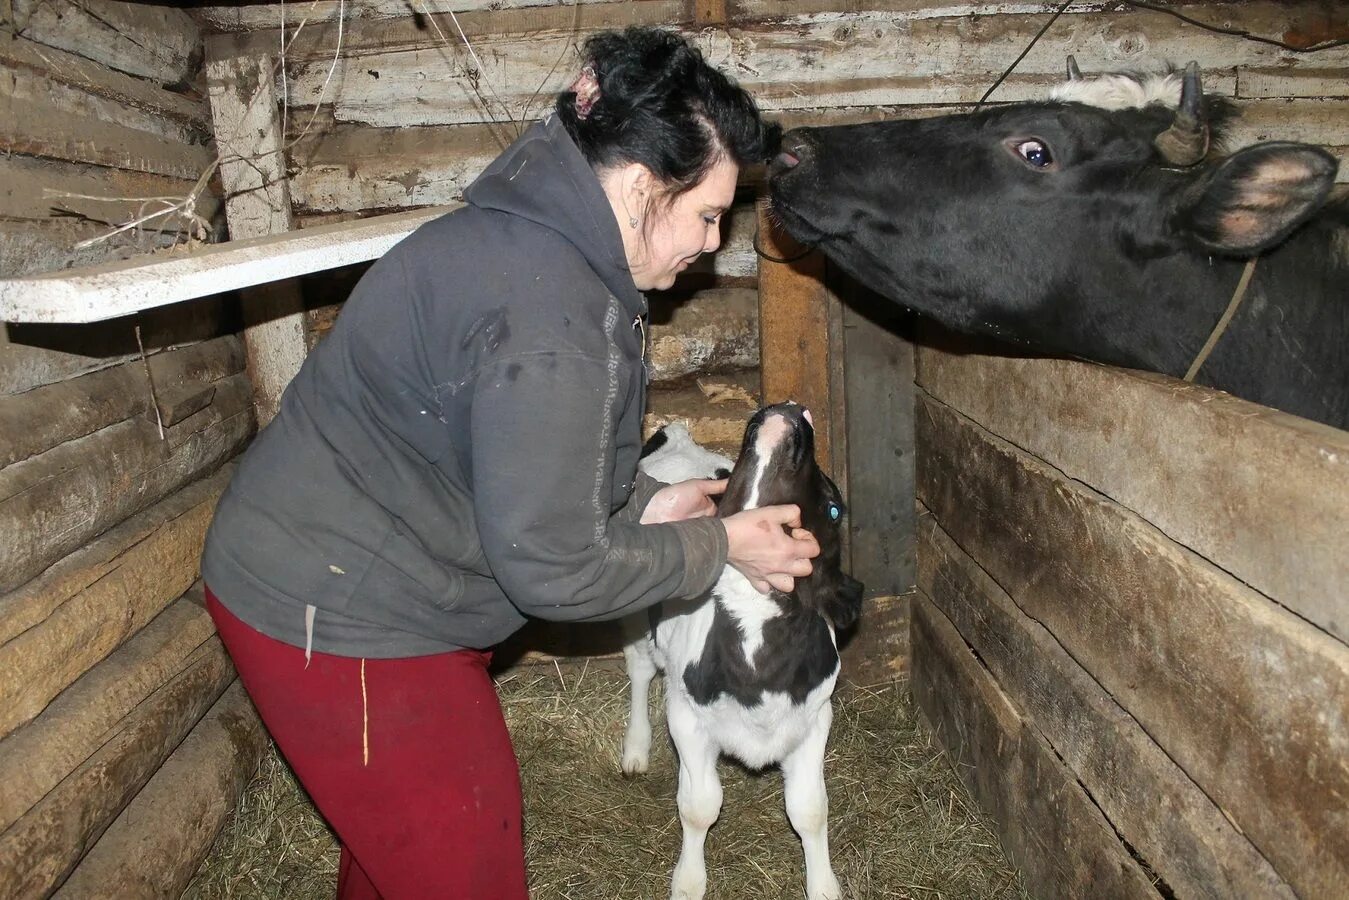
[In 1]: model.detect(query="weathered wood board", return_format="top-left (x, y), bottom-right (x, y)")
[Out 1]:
top-left (756, 206), bottom-right (838, 474)
top-left (0, 373), bottom-right (252, 592)
top-left (839, 278), bottom-right (915, 596)
top-left (0, 300), bottom-right (229, 395)
top-left (911, 595), bottom-right (1160, 900)
top-left (0, 592), bottom-right (219, 831)
top-left (10, 0), bottom-right (201, 86)
top-left (0, 465), bottom-right (231, 737)
top-left (0, 335), bottom-right (244, 468)
top-left (263, 3), bottom-right (1348, 125)
top-left (919, 513), bottom-right (1295, 900)
top-left (0, 636), bottom-right (234, 898)
top-left (916, 391), bottom-right (1349, 898)
top-left (51, 681), bottom-right (266, 900)
top-left (916, 343), bottom-right (1349, 646)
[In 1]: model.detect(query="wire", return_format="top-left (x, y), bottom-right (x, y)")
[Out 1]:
top-left (978, 0), bottom-right (1076, 107)
top-left (1116, 1), bottom-right (1349, 53)
top-left (977, 0), bottom-right (1348, 108)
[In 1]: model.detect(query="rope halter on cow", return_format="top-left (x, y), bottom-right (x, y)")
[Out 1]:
top-left (1184, 256), bottom-right (1259, 383)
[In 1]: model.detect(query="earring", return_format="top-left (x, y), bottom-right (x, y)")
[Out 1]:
top-left (629, 216), bottom-right (639, 228)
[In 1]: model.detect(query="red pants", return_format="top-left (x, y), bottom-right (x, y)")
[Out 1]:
top-left (206, 588), bottom-right (528, 900)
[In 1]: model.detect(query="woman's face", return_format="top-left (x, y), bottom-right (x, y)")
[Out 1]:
top-left (616, 158), bottom-right (740, 291)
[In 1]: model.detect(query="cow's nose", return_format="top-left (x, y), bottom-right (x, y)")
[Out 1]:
top-left (771, 131), bottom-right (813, 175)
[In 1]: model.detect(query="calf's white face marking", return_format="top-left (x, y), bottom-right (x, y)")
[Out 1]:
top-left (742, 412), bottom-right (791, 510)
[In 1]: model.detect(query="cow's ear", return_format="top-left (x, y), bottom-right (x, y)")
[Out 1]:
top-left (1173, 142), bottom-right (1337, 254)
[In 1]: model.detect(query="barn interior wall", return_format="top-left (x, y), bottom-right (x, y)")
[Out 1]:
top-left (4, 0), bottom-right (1343, 893)
top-left (0, 3), bottom-right (267, 896)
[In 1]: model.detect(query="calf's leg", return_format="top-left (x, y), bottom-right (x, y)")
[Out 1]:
top-left (667, 695), bottom-right (722, 900)
top-left (782, 702), bottom-right (841, 900)
top-left (621, 636), bottom-right (658, 775)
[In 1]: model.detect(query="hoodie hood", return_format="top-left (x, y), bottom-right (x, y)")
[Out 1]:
top-left (464, 115), bottom-right (646, 319)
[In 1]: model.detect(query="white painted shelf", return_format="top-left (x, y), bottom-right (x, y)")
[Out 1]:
top-left (0, 206), bottom-right (456, 324)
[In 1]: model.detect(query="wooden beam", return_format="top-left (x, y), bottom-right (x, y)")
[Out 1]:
top-left (755, 200), bottom-right (838, 475)
top-left (911, 595), bottom-right (1160, 899)
top-left (0, 593), bottom-right (218, 830)
top-left (51, 682), bottom-right (267, 900)
top-left (916, 391), bottom-right (1349, 897)
top-left (915, 342), bottom-right (1349, 646)
top-left (0, 207), bottom-right (450, 323)
top-left (919, 514), bottom-right (1295, 900)
top-left (838, 592), bottom-right (910, 685)
top-left (0, 336), bottom-right (243, 468)
top-left (0, 466), bottom-right (231, 737)
top-left (9, 0), bottom-right (201, 86)
top-left (0, 374), bottom-right (252, 593)
top-left (207, 52), bottom-right (307, 426)
top-left (0, 635), bottom-right (235, 898)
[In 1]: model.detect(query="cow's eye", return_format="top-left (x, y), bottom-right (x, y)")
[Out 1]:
top-left (1012, 139), bottom-right (1054, 170)
top-left (828, 502), bottom-right (842, 522)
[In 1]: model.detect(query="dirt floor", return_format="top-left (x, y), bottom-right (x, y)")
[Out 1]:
top-left (184, 664), bottom-right (1028, 899)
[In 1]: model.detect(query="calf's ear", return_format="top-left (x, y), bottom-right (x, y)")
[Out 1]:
top-left (1173, 142), bottom-right (1337, 254)
top-left (822, 573), bottom-right (866, 632)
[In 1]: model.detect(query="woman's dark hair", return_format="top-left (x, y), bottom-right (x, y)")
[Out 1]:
top-left (556, 27), bottom-right (777, 196)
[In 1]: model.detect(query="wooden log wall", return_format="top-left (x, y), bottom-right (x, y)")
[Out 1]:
top-left (914, 339), bottom-right (1349, 900)
top-left (0, 3), bottom-right (268, 895)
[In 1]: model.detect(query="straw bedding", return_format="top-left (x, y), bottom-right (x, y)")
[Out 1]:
top-left (185, 663), bottom-right (1027, 899)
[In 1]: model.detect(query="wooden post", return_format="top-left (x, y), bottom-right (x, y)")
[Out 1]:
top-left (755, 197), bottom-right (843, 479)
top-left (206, 51), bottom-right (307, 426)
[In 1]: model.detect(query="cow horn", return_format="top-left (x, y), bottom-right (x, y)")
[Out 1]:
top-left (1066, 55), bottom-right (1083, 81)
top-left (1154, 61), bottom-right (1209, 167)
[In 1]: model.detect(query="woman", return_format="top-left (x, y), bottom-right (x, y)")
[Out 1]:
top-left (202, 26), bottom-right (818, 900)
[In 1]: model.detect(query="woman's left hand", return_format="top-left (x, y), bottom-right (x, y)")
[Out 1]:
top-left (640, 479), bottom-right (727, 525)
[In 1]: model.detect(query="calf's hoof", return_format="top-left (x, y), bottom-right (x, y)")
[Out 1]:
top-left (670, 862), bottom-right (707, 900)
top-left (621, 737), bottom-right (650, 776)
top-left (807, 871), bottom-right (843, 900)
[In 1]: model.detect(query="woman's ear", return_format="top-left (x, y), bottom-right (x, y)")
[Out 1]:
top-left (621, 163), bottom-right (657, 225)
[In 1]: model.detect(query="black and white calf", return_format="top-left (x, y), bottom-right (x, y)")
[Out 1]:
top-left (622, 406), bottom-right (864, 900)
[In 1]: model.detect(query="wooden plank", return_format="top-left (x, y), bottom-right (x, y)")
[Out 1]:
top-left (648, 288), bottom-right (759, 384)
top-left (0, 466), bottom-right (230, 737)
top-left (0, 300), bottom-right (228, 395)
top-left (915, 343), bottom-right (1349, 645)
top-left (0, 592), bottom-right (218, 830)
top-left (0, 154), bottom-right (218, 226)
top-left (0, 374), bottom-right (251, 593)
top-left (205, 1), bottom-right (688, 59)
top-left (10, 0), bottom-right (201, 86)
top-left (208, 51), bottom-right (308, 426)
top-left (0, 336), bottom-right (244, 468)
top-left (838, 592), bottom-right (910, 686)
top-left (52, 681), bottom-right (267, 900)
top-left (910, 595), bottom-right (1160, 900)
top-left (919, 514), bottom-right (1295, 900)
top-left (1240, 67), bottom-right (1349, 99)
top-left (0, 638), bottom-right (235, 899)
top-left (756, 201), bottom-right (837, 475)
top-left (0, 63), bottom-right (212, 181)
top-left (0, 216), bottom-right (190, 280)
top-left (0, 206), bottom-right (451, 323)
top-left (274, 4), bottom-right (1348, 126)
top-left (0, 33), bottom-right (208, 126)
top-left (839, 277), bottom-right (914, 595)
top-left (915, 391), bottom-right (1349, 898)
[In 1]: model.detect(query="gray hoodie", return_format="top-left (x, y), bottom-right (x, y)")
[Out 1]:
top-left (201, 115), bottom-right (729, 658)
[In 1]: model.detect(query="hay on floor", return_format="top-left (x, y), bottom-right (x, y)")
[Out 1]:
top-left (185, 665), bottom-right (1028, 899)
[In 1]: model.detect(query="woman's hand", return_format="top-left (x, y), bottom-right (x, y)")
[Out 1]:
top-left (640, 478), bottom-right (727, 525)
top-left (723, 505), bottom-right (820, 594)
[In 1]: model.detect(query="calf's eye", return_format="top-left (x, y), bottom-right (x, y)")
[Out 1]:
top-left (1012, 139), bottom-right (1054, 169)
top-left (828, 503), bottom-right (841, 521)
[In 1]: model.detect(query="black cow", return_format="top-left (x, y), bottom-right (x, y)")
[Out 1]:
top-left (768, 63), bottom-right (1348, 430)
